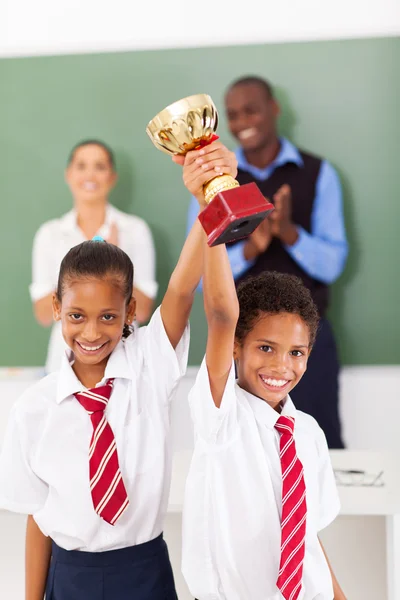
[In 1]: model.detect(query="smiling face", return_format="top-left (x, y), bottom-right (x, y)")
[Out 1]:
top-left (53, 276), bottom-right (135, 375)
top-left (234, 312), bottom-right (311, 410)
top-left (225, 82), bottom-right (280, 152)
top-left (65, 144), bottom-right (117, 205)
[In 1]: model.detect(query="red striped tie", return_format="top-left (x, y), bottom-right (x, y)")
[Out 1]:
top-left (274, 415), bottom-right (307, 600)
top-left (74, 379), bottom-right (129, 526)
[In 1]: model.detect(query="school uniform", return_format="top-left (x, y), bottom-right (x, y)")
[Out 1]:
top-left (182, 359), bottom-right (340, 600)
top-left (0, 308), bottom-right (189, 599)
top-left (30, 204), bottom-right (158, 374)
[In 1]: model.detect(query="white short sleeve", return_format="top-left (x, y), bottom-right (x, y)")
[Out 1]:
top-left (188, 358), bottom-right (239, 443)
top-left (316, 426), bottom-right (341, 530)
top-left (137, 307), bottom-right (189, 401)
top-left (0, 405), bottom-right (48, 514)
top-left (29, 222), bottom-right (57, 301)
top-left (122, 219), bottom-right (158, 299)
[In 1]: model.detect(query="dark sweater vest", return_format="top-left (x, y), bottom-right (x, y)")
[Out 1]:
top-left (234, 150), bottom-right (329, 316)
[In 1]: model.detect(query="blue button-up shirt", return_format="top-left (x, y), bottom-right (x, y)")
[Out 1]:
top-left (186, 138), bottom-right (348, 286)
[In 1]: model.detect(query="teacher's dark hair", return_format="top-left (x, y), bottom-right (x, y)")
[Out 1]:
top-left (67, 140), bottom-right (116, 170)
top-left (226, 75), bottom-right (274, 101)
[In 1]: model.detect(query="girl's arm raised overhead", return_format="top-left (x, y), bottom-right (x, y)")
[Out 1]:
top-left (160, 142), bottom-right (237, 349)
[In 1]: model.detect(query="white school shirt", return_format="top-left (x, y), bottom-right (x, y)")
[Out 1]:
top-left (0, 308), bottom-right (189, 552)
top-left (182, 359), bottom-right (340, 600)
top-left (30, 204), bottom-right (158, 374)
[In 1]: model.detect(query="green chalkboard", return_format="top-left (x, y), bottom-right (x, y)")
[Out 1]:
top-left (1, 37), bottom-right (399, 366)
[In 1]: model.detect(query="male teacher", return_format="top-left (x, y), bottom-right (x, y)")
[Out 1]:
top-left (186, 76), bottom-right (348, 448)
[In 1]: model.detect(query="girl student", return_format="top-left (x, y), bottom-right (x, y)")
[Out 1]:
top-left (0, 141), bottom-right (237, 600)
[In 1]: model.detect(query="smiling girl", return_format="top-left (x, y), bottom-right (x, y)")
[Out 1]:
top-left (0, 141), bottom-right (238, 600)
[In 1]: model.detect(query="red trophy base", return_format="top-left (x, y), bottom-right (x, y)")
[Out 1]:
top-left (198, 182), bottom-right (274, 246)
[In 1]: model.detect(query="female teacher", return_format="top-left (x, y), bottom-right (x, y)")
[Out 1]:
top-left (30, 139), bottom-right (158, 373)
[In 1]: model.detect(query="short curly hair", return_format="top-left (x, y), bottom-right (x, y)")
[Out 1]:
top-left (235, 271), bottom-right (319, 346)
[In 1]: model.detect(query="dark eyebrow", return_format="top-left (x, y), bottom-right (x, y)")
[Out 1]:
top-left (67, 307), bottom-right (120, 313)
top-left (256, 339), bottom-right (308, 349)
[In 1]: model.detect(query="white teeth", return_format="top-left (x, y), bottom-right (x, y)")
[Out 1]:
top-left (261, 376), bottom-right (288, 388)
top-left (238, 128), bottom-right (257, 140)
top-left (79, 343), bottom-right (103, 351)
top-left (83, 181), bottom-right (97, 190)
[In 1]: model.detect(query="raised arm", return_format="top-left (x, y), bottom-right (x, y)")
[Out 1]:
top-left (203, 236), bottom-right (240, 408)
top-left (160, 142), bottom-right (237, 349)
top-left (178, 142), bottom-right (241, 406)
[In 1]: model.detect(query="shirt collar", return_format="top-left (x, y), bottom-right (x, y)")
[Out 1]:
top-left (235, 137), bottom-right (303, 180)
top-left (59, 204), bottom-right (120, 237)
top-left (238, 384), bottom-right (297, 429)
top-left (56, 339), bottom-right (134, 403)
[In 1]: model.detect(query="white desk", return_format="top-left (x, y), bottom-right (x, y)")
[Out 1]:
top-left (329, 450), bottom-right (400, 600)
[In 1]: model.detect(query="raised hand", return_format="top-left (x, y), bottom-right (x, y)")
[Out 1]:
top-left (172, 141), bottom-right (237, 206)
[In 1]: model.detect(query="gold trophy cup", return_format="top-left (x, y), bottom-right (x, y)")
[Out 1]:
top-left (146, 94), bottom-right (274, 246)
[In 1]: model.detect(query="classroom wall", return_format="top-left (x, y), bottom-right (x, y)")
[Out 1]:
top-left (1, 36), bottom-right (399, 367)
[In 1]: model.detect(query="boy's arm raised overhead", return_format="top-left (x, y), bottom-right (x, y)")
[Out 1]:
top-left (160, 142), bottom-right (237, 350)
top-left (203, 235), bottom-right (239, 408)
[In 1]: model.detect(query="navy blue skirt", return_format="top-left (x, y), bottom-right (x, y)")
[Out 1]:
top-left (45, 533), bottom-right (178, 600)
